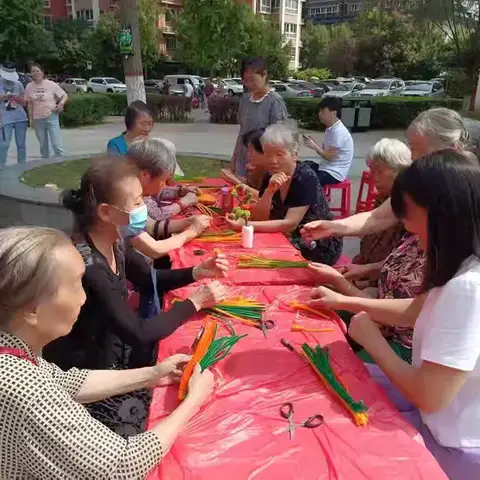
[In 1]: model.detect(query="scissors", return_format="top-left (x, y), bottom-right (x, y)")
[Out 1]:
top-left (279, 402), bottom-right (324, 440)
top-left (255, 319), bottom-right (275, 339)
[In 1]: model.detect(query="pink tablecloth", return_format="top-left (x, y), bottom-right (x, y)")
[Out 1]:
top-left (147, 285), bottom-right (446, 480)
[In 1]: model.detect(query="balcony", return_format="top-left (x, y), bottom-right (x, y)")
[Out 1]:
top-left (161, 0), bottom-right (183, 6)
top-left (163, 23), bottom-right (176, 34)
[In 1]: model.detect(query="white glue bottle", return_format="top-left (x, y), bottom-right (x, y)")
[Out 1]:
top-left (242, 224), bottom-right (254, 249)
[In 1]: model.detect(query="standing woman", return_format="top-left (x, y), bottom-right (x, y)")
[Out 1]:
top-left (0, 62), bottom-right (28, 167)
top-left (24, 63), bottom-right (67, 159)
top-left (229, 57), bottom-right (287, 183)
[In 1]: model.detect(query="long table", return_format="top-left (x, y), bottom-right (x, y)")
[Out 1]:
top-left (147, 285), bottom-right (447, 479)
top-left (146, 179), bottom-right (446, 479)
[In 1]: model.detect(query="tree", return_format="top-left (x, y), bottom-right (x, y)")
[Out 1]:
top-left (0, 0), bottom-right (55, 67)
top-left (138, 0), bottom-right (162, 72)
top-left (300, 23), bottom-right (330, 69)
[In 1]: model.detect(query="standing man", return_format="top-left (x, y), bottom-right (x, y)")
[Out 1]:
top-left (0, 62), bottom-right (29, 167)
top-left (183, 79), bottom-right (194, 98)
top-left (303, 97), bottom-right (354, 186)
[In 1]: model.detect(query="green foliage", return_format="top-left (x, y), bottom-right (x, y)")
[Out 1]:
top-left (138, 0), bottom-right (162, 71)
top-left (285, 97), bottom-right (464, 130)
top-left (0, 0), bottom-right (56, 67)
top-left (294, 68), bottom-right (332, 81)
top-left (60, 94), bottom-right (113, 128)
top-left (208, 96), bottom-right (240, 124)
top-left (146, 94), bottom-right (192, 122)
top-left (176, 0), bottom-right (290, 78)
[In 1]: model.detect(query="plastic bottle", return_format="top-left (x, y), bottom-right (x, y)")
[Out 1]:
top-left (242, 224), bottom-right (254, 249)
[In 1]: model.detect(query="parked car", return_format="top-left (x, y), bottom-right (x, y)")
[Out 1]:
top-left (163, 74), bottom-right (201, 91)
top-left (219, 78), bottom-right (244, 96)
top-left (401, 81), bottom-right (445, 98)
top-left (323, 83), bottom-right (366, 98)
top-left (292, 81), bottom-right (325, 98)
top-left (144, 79), bottom-right (164, 93)
top-left (87, 77), bottom-right (126, 93)
top-left (353, 78), bottom-right (405, 97)
top-left (272, 83), bottom-right (313, 99)
top-left (60, 78), bottom-right (88, 93)
top-left (268, 80), bottom-right (284, 85)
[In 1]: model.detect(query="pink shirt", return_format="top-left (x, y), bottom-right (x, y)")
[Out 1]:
top-left (24, 80), bottom-right (66, 120)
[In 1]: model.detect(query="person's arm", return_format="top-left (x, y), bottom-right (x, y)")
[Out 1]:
top-left (350, 315), bottom-right (469, 413)
top-left (83, 264), bottom-right (197, 347)
top-left (54, 83), bottom-right (68, 111)
top-left (247, 206), bottom-right (309, 233)
top-left (107, 139), bottom-right (122, 156)
top-left (130, 230), bottom-right (197, 259)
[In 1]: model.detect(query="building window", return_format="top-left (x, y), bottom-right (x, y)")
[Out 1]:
top-left (349, 3), bottom-right (361, 12)
top-left (44, 0), bottom-right (51, 7)
top-left (285, 0), bottom-right (298, 14)
top-left (165, 37), bottom-right (177, 51)
top-left (44, 15), bottom-right (52, 28)
top-left (284, 23), bottom-right (297, 37)
top-left (260, 0), bottom-right (271, 14)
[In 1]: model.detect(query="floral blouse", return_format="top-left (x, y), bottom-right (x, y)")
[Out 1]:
top-left (377, 233), bottom-right (426, 349)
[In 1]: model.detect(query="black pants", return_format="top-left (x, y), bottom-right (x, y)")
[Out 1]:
top-left (304, 161), bottom-right (341, 187)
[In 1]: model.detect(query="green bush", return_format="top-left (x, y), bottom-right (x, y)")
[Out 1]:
top-left (208, 96), bottom-right (240, 124)
top-left (107, 93), bottom-right (128, 115)
top-left (286, 97), bottom-right (464, 130)
top-left (293, 68), bottom-right (332, 82)
top-left (146, 94), bottom-right (192, 122)
top-left (61, 94), bottom-right (113, 128)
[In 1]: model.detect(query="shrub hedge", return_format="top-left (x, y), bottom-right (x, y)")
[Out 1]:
top-left (61, 92), bottom-right (192, 127)
top-left (285, 96), bottom-right (465, 130)
top-left (208, 96), bottom-right (240, 124)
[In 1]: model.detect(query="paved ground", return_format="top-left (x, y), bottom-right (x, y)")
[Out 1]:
top-left (7, 111), bottom-right (405, 258)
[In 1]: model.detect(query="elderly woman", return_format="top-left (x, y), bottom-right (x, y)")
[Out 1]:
top-left (341, 138), bottom-right (411, 285)
top-left (227, 123), bottom-right (342, 265)
top-left (307, 139), bottom-right (422, 363)
top-left (301, 107), bottom-right (473, 243)
top-left (0, 226), bottom-right (214, 478)
top-left (43, 159), bottom-right (228, 436)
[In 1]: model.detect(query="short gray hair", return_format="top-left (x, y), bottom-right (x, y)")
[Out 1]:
top-left (367, 138), bottom-right (412, 171)
top-left (127, 137), bottom-right (176, 176)
top-left (0, 227), bottom-right (71, 328)
top-left (261, 123), bottom-right (301, 155)
top-left (409, 108), bottom-right (470, 150)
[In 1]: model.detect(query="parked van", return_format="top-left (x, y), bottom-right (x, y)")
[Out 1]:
top-left (163, 75), bottom-right (204, 94)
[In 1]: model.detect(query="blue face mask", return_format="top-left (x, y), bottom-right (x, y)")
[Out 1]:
top-left (118, 204), bottom-right (148, 238)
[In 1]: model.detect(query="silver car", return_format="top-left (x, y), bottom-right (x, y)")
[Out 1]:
top-left (144, 79), bottom-right (164, 93)
top-left (60, 78), bottom-right (88, 93)
top-left (401, 81), bottom-right (445, 98)
top-left (272, 83), bottom-right (313, 99)
top-left (323, 83), bottom-right (366, 98)
top-left (354, 78), bottom-right (405, 97)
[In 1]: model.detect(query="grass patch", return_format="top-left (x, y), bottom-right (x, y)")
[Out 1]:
top-left (20, 155), bottom-right (228, 190)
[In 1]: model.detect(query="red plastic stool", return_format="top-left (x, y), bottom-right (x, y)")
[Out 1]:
top-left (323, 179), bottom-right (351, 219)
top-left (356, 170), bottom-right (378, 213)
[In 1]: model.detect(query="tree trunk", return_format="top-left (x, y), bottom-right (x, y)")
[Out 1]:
top-left (122, 0), bottom-right (146, 104)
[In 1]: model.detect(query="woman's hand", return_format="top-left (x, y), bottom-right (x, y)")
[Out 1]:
top-left (179, 186), bottom-right (201, 196)
top-left (303, 135), bottom-right (318, 151)
top-left (225, 213), bottom-right (244, 231)
top-left (186, 364), bottom-right (214, 407)
top-left (300, 220), bottom-right (344, 242)
top-left (267, 173), bottom-right (290, 193)
top-left (307, 286), bottom-right (345, 309)
top-left (338, 263), bottom-right (379, 282)
top-left (150, 353), bottom-right (191, 387)
top-left (181, 192), bottom-right (199, 207)
top-left (188, 215), bottom-right (211, 234)
top-left (193, 253), bottom-right (229, 280)
top-left (308, 262), bottom-right (344, 287)
top-left (189, 280), bottom-right (229, 310)
top-left (348, 312), bottom-right (384, 350)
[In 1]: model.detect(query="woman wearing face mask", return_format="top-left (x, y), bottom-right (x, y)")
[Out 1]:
top-left (301, 108), bottom-right (473, 244)
top-left (24, 63), bottom-right (67, 159)
top-left (43, 158), bottom-right (229, 437)
top-left (107, 100), bottom-right (154, 156)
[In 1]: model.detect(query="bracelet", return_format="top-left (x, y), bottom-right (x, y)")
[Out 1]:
top-left (153, 220), bottom-right (161, 240)
top-left (163, 219), bottom-right (171, 239)
top-left (174, 199), bottom-right (186, 212)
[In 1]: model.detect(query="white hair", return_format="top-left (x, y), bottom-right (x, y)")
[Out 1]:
top-left (367, 138), bottom-right (412, 171)
top-left (0, 227), bottom-right (71, 327)
top-left (127, 137), bottom-right (177, 176)
top-left (409, 108), bottom-right (470, 150)
top-left (261, 123), bottom-right (301, 155)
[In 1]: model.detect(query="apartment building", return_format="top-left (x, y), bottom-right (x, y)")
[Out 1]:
top-left (305, 0), bottom-right (363, 24)
top-left (43, 0), bottom-right (119, 26)
top-left (242, 0), bottom-right (303, 70)
top-left (158, 0), bottom-right (183, 58)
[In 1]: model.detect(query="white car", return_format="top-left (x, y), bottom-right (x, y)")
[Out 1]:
top-left (87, 77), bottom-right (127, 93)
top-left (323, 83), bottom-right (366, 98)
top-left (60, 78), bottom-right (88, 93)
top-left (401, 81), bottom-right (445, 98)
top-left (353, 78), bottom-right (405, 97)
top-left (220, 78), bottom-right (244, 96)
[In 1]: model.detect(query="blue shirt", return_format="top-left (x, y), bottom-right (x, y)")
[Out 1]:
top-left (0, 79), bottom-right (27, 126)
top-left (107, 134), bottom-right (128, 156)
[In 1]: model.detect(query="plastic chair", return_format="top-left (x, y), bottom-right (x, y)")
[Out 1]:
top-left (356, 170), bottom-right (378, 213)
top-left (323, 179), bottom-right (351, 219)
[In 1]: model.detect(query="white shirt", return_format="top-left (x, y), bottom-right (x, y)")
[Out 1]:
top-left (184, 83), bottom-right (194, 98)
top-left (412, 255), bottom-right (480, 448)
top-left (317, 120), bottom-right (354, 181)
